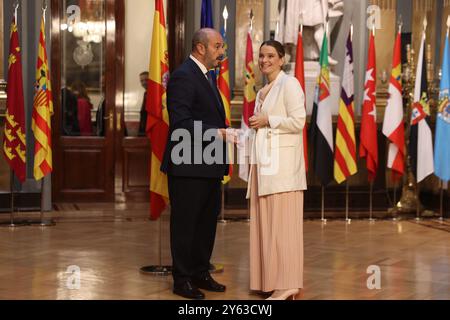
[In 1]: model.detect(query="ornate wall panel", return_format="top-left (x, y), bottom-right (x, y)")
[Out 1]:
top-left (412, 0), bottom-right (437, 68)
top-left (440, 0), bottom-right (450, 68)
top-left (370, 0), bottom-right (397, 95)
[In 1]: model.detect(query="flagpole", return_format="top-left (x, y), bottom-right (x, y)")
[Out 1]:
top-left (345, 181), bottom-right (351, 224)
top-left (393, 180), bottom-right (397, 210)
top-left (14, 1), bottom-right (18, 22)
top-left (321, 186), bottom-right (327, 224)
top-left (140, 210), bottom-right (172, 276)
top-left (218, 185), bottom-right (228, 224)
top-left (218, 5), bottom-right (229, 225)
top-left (35, 178), bottom-right (55, 227)
top-left (369, 182), bottom-right (375, 222)
top-left (245, 199), bottom-right (250, 223)
top-left (2, 1), bottom-right (25, 229)
top-left (392, 8), bottom-right (400, 214)
top-left (415, 183), bottom-right (422, 221)
top-left (4, 170), bottom-right (21, 228)
top-left (439, 180), bottom-right (445, 222)
top-left (394, 21), bottom-right (401, 192)
top-left (245, 9), bottom-right (253, 224)
top-left (10, 171), bottom-right (15, 227)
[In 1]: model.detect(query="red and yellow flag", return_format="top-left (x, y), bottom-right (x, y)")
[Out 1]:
top-left (334, 30), bottom-right (357, 184)
top-left (3, 17), bottom-right (26, 182)
top-left (242, 32), bottom-right (256, 128)
top-left (218, 29), bottom-right (232, 184)
top-left (294, 31), bottom-right (308, 173)
top-left (32, 16), bottom-right (53, 181)
top-left (239, 31), bottom-right (256, 182)
top-left (146, 0), bottom-right (170, 220)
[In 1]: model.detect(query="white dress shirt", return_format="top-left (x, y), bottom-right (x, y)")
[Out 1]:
top-left (190, 55), bottom-right (209, 79)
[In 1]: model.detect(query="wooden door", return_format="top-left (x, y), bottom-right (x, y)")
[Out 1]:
top-left (51, 0), bottom-right (118, 202)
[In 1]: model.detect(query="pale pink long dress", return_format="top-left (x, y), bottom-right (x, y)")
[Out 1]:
top-left (249, 82), bottom-right (304, 292)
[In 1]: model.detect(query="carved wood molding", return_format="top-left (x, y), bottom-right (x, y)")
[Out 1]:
top-left (168, 0), bottom-right (185, 72)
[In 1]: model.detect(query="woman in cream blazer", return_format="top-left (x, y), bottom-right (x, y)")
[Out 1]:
top-left (247, 40), bottom-right (306, 300)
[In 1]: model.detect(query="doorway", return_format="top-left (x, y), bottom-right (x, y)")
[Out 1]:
top-left (51, 0), bottom-right (150, 203)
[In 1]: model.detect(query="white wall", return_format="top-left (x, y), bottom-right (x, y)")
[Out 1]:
top-left (124, 0), bottom-right (167, 122)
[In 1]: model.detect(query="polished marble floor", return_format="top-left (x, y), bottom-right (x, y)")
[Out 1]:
top-left (0, 203), bottom-right (449, 300)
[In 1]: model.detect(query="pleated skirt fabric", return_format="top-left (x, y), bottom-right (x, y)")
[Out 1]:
top-left (249, 166), bottom-right (304, 292)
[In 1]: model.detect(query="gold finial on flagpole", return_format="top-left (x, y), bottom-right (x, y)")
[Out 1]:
top-left (223, 5), bottom-right (229, 34)
top-left (446, 15), bottom-right (450, 37)
top-left (249, 9), bottom-right (254, 33)
top-left (42, 0), bottom-right (48, 23)
top-left (299, 11), bottom-right (304, 35)
top-left (350, 23), bottom-right (354, 43)
top-left (350, 10), bottom-right (354, 42)
top-left (14, 1), bottom-right (19, 22)
top-left (422, 16), bottom-right (427, 41)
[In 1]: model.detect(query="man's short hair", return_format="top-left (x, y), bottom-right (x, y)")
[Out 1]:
top-left (140, 71), bottom-right (149, 77)
top-left (191, 28), bottom-right (214, 52)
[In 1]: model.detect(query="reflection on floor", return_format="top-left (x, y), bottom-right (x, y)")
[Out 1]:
top-left (0, 203), bottom-right (449, 300)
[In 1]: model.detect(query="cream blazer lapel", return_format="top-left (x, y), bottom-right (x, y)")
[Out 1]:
top-left (260, 71), bottom-right (286, 114)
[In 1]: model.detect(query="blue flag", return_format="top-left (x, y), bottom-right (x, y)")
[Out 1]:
top-left (435, 34), bottom-right (450, 182)
top-left (201, 0), bottom-right (214, 28)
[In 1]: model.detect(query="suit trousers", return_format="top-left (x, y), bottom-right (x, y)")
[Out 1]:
top-left (168, 175), bottom-right (222, 285)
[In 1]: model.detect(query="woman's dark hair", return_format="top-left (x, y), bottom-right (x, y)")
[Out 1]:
top-left (70, 80), bottom-right (91, 103)
top-left (259, 40), bottom-right (285, 58)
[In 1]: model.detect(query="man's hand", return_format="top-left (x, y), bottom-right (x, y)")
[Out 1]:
top-left (217, 128), bottom-right (241, 144)
top-left (249, 112), bottom-right (269, 129)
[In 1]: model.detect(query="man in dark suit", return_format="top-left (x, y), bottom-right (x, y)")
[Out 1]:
top-left (61, 87), bottom-right (80, 136)
top-left (138, 71), bottom-right (149, 136)
top-left (161, 28), bottom-right (237, 300)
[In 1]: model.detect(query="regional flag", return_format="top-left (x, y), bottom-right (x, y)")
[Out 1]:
top-left (359, 31), bottom-right (378, 182)
top-left (310, 34), bottom-right (334, 186)
top-left (295, 30), bottom-right (309, 173)
top-left (146, 0), bottom-right (170, 220)
top-left (32, 16), bottom-right (53, 181)
top-left (382, 31), bottom-right (405, 181)
top-left (218, 27), bottom-right (233, 184)
top-left (434, 31), bottom-right (450, 182)
top-left (410, 32), bottom-right (434, 183)
top-left (334, 30), bottom-right (357, 184)
top-left (3, 16), bottom-right (26, 183)
top-left (239, 31), bottom-right (256, 182)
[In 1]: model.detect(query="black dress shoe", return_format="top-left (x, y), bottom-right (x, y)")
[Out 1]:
top-left (173, 281), bottom-right (205, 300)
top-left (192, 274), bottom-right (226, 292)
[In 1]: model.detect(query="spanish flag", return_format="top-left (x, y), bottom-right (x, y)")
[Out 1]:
top-left (218, 28), bottom-right (232, 184)
top-left (3, 16), bottom-right (26, 183)
top-left (32, 16), bottom-right (53, 181)
top-left (146, 0), bottom-right (170, 220)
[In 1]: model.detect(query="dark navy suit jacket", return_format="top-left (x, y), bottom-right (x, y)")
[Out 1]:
top-left (161, 58), bottom-right (229, 178)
